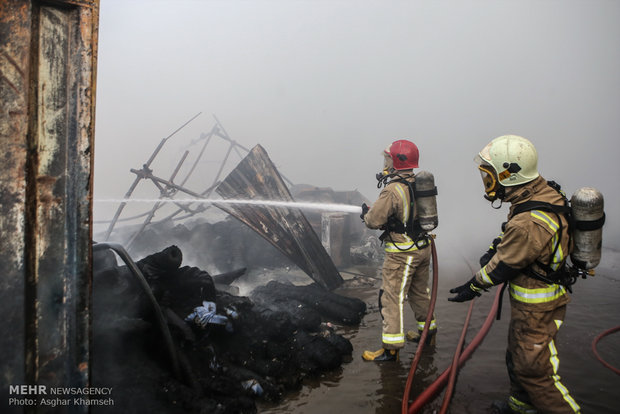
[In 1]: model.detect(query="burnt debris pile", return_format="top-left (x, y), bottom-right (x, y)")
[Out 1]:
top-left (92, 245), bottom-right (366, 414)
top-left (125, 216), bottom-right (294, 276)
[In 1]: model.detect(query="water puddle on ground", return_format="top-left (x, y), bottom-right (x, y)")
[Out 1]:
top-left (258, 250), bottom-right (620, 413)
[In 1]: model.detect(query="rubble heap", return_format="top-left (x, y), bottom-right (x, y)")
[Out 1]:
top-left (92, 245), bottom-right (366, 414)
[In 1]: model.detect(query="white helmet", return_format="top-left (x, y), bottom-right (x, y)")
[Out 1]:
top-left (476, 135), bottom-right (539, 185)
top-left (475, 135), bottom-right (539, 201)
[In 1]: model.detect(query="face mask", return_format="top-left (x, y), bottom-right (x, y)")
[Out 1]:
top-left (376, 152), bottom-right (394, 181)
top-left (478, 164), bottom-right (502, 201)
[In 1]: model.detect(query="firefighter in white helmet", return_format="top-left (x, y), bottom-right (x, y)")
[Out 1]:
top-left (449, 135), bottom-right (581, 413)
top-left (360, 139), bottom-right (437, 362)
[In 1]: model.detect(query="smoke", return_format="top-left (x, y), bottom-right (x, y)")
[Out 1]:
top-left (94, 1), bottom-right (620, 258)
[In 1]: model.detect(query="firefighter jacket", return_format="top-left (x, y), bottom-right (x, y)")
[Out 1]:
top-left (363, 173), bottom-right (425, 253)
top-left (474, 176), bottom-right (571, 311)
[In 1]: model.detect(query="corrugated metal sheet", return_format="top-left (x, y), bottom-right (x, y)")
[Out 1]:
top-left (215, 145), bottom-right (343, 290)
top-left (0, 0), bottom-right (99, 409)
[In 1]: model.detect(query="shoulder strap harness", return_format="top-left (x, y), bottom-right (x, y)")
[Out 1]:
top-left (510, 181), bottom-right (578, 290)
top-left (379, 176), bottom-right (433, 250)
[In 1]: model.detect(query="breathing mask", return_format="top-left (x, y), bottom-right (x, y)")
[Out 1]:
top-left (376, 149), bottom-right (394, 182)
top-left (478, 163), bottom-right (504, 202)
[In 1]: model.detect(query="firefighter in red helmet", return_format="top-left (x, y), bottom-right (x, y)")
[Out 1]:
top-left (360, 139), bottom-right (438, 361)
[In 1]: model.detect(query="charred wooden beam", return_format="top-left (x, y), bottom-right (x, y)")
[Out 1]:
top-left (215, 145), bottom-right (343, 290)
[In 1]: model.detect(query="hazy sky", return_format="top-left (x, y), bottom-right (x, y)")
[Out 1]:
top-left (94, 0), bottom-right (620, 251)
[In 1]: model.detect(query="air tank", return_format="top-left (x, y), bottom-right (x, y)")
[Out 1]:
top-left (570, 187), bottom-right (605, 270)
top-left (414, 171), bottom-right (438, 231)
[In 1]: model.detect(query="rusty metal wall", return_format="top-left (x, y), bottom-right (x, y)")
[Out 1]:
top-left (0, 0), bottom-right (99, 410)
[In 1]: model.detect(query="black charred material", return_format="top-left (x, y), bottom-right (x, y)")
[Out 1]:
top-left (251, 289), bottom-right (322, 332)
top-left (212, 267), bottom-right (247, 285)
top-left (93, 245), bottom-right (217, 320)
top-left (294, 330), bottom-right (344, 372)
top-left (211, 292), bottom-right (352, 380)
top-left (138, 245), bottom-right (184, 276)
top-left (92, 245), bottom-right (359, 414)
top-left (125, 218), bottom-right (291, 277)
top-left (251, 281), bottom-right (367, 325)
top-left (215, 145), bottom-right (344, 290)
top-left (155, 266), bottom-right (217, 318)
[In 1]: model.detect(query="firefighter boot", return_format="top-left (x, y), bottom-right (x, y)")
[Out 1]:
top-left (490, 400), bottom-right (519, 414)
top-left (406, 329), bottom-right (437, 346)
top-left (362, 348), bottom-right (399, 362)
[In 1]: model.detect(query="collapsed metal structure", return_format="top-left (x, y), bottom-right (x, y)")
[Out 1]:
top-left (102, 113), bottom-right (264, 246)
top-left (102, 117), bottom-right (343, 290)
top-left (216, 145), bottom-right (343, 290)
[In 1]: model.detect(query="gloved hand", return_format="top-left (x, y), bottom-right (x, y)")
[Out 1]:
top-left (448, 277), bottom-right (484, 302)
top-left (360, 203), bottom-right (370, 221)
top-left (479, 236), bottom-right (502, 267)
top-left (479, 250), bottom-right (494, 268)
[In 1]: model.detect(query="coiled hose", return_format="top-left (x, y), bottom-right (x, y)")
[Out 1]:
top-left (592, 325), bottom-right (620, 376)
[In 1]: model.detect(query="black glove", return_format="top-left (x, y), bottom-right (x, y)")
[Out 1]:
top-left (479, 236), bottom-right (503, 267)
top-left (479, 249), bottom-right (495, 267)
top-left (360, 203), bottom-right (369, 221)
top-left (448, 277), bottom-right (484, 302)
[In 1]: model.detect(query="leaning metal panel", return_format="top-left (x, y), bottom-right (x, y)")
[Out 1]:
top-left (215, 145), bottom-right (343, 290)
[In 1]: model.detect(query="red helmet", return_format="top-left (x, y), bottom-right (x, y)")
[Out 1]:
top-left (386, 140), bottom-right (419, 170)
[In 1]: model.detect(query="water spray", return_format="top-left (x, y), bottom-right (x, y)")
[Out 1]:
top-left (95, 198), bottom-right (363, 214)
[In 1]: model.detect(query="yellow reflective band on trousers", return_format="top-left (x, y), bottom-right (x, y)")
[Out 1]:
top-left (382, 255), bottom-right (413, 346)
top-left (530, 210), bottom-right (565, 271)
top-left (509, 282), bottom-right (566, 304)
top-left (508, 396), bottom-right (537, 414)
top-left (382, 332), bottom-right (405, 344)
top-left (416, 319), bottom-right (437, 331)
top-left (549, 340), bottom-right (581, 413)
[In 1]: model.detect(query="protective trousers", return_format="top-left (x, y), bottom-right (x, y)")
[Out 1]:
top-left (506, 305), bottom-right (581, 414)
top-left (380, 247), bottom-right (433, 350)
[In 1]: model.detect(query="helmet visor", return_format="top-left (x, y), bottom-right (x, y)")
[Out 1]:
top-left (478, 164), bottom-right (498, 196)
top-left (383, 151), bottom-right (393, 173)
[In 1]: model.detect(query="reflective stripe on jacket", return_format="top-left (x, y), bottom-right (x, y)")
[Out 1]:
top-left (363, 173), bottom-right (419, 252)
top-left (474, 176), bottom-right (571, 311)
top-left (508, 282), bottom-right (567, 304)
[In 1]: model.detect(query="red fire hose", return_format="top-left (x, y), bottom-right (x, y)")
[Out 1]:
top-left (438, 299), bottom-right (475, 414)
top-left (401, 237), bottom-right (439, 414)
top-left (592, 325), bottom-right (620, 376)
top-left (405, 285), bottom-right (502, 414)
